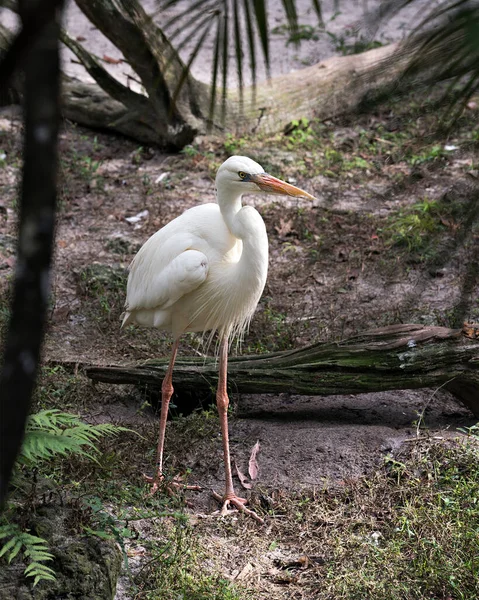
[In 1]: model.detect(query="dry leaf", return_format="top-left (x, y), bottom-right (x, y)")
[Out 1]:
top-left (272, 573), bottom-right (298, 584)
top-left (248, 440), bottom-right (260, 480)
top-left (234, 460), bottom-right (252, 489)
top-left (274, 555), bottom-right (310, 569)
top-left (234, 563), bottom-right (254, 581)
top-left (463, 322), bottom-right (479, 339)
top-left (102, 55), bottom-right (122, 65)
top-left (274, 217), bottom-right (295, 237)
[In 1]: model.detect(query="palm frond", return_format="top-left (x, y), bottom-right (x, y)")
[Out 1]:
top-left (363, 0), bottom-right (479, 125)
top-left (232, 1), bottom-right (243, 93)
top-left (242, 0), bottom-right (257, 103)
top-left (156, 0), bottom-right (322, 122)
top-left (250, 0), bottom-right (269, 75)
top-left (309, 0), bottom-right (324, 26)
top-left (209, 11), bottom-right (223, 122)
top-left (221, 0), bottom-right (230, 120)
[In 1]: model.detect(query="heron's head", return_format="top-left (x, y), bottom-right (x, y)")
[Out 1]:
top-left (216, 155), bottom-right (316, 200)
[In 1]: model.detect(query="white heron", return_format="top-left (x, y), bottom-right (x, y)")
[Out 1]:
top-left (122, 155), bottom-right (315, 522)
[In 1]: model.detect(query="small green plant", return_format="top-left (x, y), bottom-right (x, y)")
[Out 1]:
top-left (272, 23), bottom-right (320, 44)
top-left (66, 146), bottom-right (104, 185)
top-left (407, 144), bottom-right (448, 166)
top-left (1, 410), bottom-right (129, 586)
top-left (252, 301), bottom-right (295, 351)
top-left (79, 155), bottom-right (103, 178)
top-left (181, 144), bottom-right (199, 157)
top-left (384, 199), bottom-right (444, 253)
top-left (0, 524), bottom-right (55, 587)
top-left (285, 117), bottom-right (314, 147)
top-left (78, 263), bottom-right (127, 321)
top-left (82, 496), bottom-right (136, 574)
top-left (18, 409), bottom-right (128, 465)
top-left (326, 28), bottom-right (384, 56)
top-left (343, 156), bottom-right (373, 170)
top-left (458, 423), bottom-right (479, 438)
top-left (224, 133), bottom-right (247, 155)
top-left (131, 146), bottom-right (144, 165)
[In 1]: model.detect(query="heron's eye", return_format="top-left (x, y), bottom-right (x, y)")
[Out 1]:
top-left (238, 171), bottom-right (247, 180)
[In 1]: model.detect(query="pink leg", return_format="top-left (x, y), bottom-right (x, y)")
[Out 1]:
top-left (212, 336), bottom-right (264, 523)
top-left (145, 339), bottom-right (200, 495)
top-left (216, 336), bottom-right (237, 500)
top-left (155, 339), bottom-right (179, 481)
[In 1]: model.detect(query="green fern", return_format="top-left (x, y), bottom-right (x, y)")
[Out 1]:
top-left (0, 524), bottom-right (55, 587)
top-left (19, 409), bottom-right (128, 465)
top-left (2, 410), bottom-right (131, 586)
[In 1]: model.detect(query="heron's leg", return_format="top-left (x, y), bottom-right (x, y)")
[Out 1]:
top-left (216, 336), bottom-right (237, 499)
top-left (144, 338), bottom-right (179, 493)
top-left (213, 336), bottom-right (264, 524)
top-left (155, 338), bottom-right (179, 480)
top-left (145, 340), bottom-right (201, 495)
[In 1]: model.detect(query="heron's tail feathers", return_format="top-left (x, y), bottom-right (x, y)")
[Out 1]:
top-left (121, 311), bottom-right (132, 329)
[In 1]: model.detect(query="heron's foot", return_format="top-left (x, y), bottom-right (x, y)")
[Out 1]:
top-left (143, 472), bottom-right (201, 498)
top-left (211, 490), bottom-right (264, 524)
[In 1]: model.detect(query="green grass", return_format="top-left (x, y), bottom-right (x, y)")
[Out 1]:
top-left (268, 437), bottom-right (479, 600)
top-left (331, 442), bottom-right (479, 599)
top-left (384, 198), bottom-right (445, 254)
top-left (135, 517), bottom-right (246, 600)
top-left (9, 340), bottom-right (479, 600)
top-left (77, 263), bottom-right (127, 322)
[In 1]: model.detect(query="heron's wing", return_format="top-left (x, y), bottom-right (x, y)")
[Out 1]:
top-left (125, 247), bottom-right (209, 312)
top-left (125, 204), bottom-right (227, 314)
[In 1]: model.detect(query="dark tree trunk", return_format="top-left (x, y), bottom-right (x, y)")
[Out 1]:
top-left (85, 324), bottom-right (479, 417)
top-left (0, 0), bottom-right (62, 507)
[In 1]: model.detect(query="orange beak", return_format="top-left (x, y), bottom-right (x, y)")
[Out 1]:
top-left (251, 173), bottom-right (316, 200)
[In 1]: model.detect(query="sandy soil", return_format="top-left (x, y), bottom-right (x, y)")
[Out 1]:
top-left (2, 0), bottom-right (434, 87)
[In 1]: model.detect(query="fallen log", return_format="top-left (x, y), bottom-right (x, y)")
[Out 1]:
top-left (85, 324), bottom-right (479, 417)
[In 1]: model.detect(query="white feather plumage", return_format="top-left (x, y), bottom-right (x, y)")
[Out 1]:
top-left (123, 157), bottom-right (269, 341)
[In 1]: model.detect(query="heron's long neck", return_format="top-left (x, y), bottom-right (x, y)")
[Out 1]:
top-left (218, 191), bottom-right (268, 280)
top-left (218, 193), bottom-right (243, 236)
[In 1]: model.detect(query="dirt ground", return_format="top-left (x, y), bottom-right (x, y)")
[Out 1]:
top-left (1, 95), bottom-right (479, 595)
top-left (1, 3), bottom-right (479, 596)
top-left (0, 103), bottom-right (478, 472)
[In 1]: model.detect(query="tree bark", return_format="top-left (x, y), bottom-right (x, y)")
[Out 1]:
top-left (85, 324), bottom-right (479, 417)
top-left (225, 43), bottom-right (400, 135)
top-left (0, 0), bottom-right (62, 507)
top-left (71, 0), bottom-right (209, 148)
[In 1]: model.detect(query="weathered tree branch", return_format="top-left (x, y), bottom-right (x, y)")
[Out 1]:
top-left (59, 28), bottom-right (151, 113)
top-left (86, 324), bottom-right (479, 417)
top-left (73, 0), bottom-right (208, 147)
